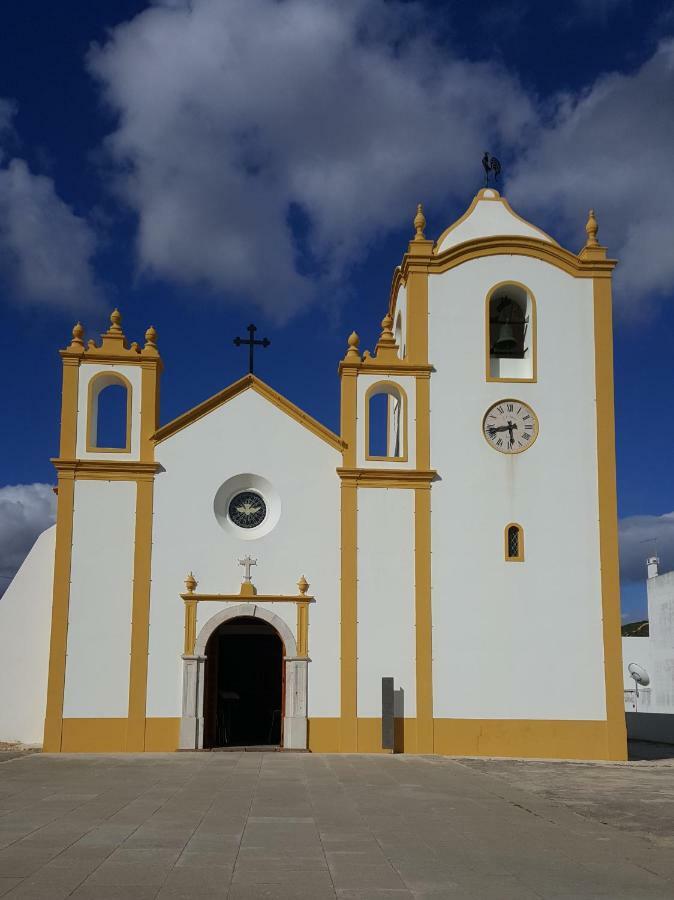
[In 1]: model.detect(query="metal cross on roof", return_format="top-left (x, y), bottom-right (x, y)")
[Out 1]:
top-left (233, 323), bottom-right (270, 374)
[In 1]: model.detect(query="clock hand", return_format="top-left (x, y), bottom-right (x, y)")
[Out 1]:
top-left (487, 424), bottom-right (511, 435)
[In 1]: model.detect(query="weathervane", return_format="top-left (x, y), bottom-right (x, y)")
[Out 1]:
top-left (482, 152), bottom-right (501, 187)
top-left (234, 323), bottom-right (270, 375)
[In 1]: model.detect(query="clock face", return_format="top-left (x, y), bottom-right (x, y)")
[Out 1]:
top-left (483, 400), bottom-right (539, 454)
top-left (228, 491), bottom-right (267, 528)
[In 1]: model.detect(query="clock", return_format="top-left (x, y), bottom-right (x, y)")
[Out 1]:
top-left (483, 400), bottom-right (539, 454)
top-left (228, 490), bottom-right (267, 528)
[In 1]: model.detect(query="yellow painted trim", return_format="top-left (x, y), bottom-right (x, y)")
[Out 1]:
top-left (140, 360), bottom-right (160, 463)
top-left (154, 374), bottom-right (344, 451)
top-left (181, 593), bottom-right (314, 656)
top-left (184, 598), bottom-right (197, 655)
top-left (43, 474), bottom-right (76, 752)
top-left (485, 280), bottom-right (537, 383)
top-left (364, 380), bottom-right (408, 462)
top-left (593, 276), bottom-right (628, 761)
top-left (126, 478), bottom-right (155, 750)
top-left (58, 718), bottom-right (179, 753)
top-left (297, 601), bottom-right (310, 656)
top-left (61, 718), bottom-right (128, 753)
top-left (414, 487), bottom-right (433, 752)
top-left (504, 522), bottom-right (525, 562)
top-left (59, 359), bottom-right (79, 459)
top-left (405, 254), bottom-right (430, 366)
top-left (52, 459), bottom-right (161, 481)
top-left (482, 400), bottom-right (539, 455)
top-left (435, 189), bottom-right (560, 252)
top-left (85, 371), bottom-right (133, 453)
top-left (415, 376), bottom-right (430, 470)
top-left (144, 717), bottom-right (180, 752)
top-left (340, 370), bottom-right (358, 467)
top-left (337, 468), bottom-right (436, 488)
top-left (307, 718), bottom-right (617, 759)
top-left (340, 481), bottom-right (358, 751)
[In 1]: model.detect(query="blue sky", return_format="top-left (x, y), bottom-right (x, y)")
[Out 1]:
top-left (1, 0), bottom-right (673, 619)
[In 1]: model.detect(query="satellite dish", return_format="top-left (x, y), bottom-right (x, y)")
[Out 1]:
top-left (628, 662), bottom-right (650, 686)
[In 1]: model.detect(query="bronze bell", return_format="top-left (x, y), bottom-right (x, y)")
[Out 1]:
top-left (493, 322), bottom-right (518, 354)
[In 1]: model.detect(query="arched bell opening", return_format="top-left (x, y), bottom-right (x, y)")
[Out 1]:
top-left (487, 282), bottom-right (536, 381)
top-left (202, 616), bottom-right (284, 748)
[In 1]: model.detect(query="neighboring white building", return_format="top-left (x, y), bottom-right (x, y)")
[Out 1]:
top-left (623, 557), bottom-right (674, 715)
top-left (0, 189), bottom-right (627, 760)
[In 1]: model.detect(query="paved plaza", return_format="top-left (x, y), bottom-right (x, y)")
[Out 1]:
top-left (0, 750), bottom-right (673, 899)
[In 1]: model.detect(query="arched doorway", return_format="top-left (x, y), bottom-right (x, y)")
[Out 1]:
top-left (179, 602), bottom-right (308, 751)
top-left (203, 616), bottom-right (283, 748)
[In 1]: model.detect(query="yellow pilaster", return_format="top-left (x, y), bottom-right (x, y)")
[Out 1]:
top-left (43, 473), bottom-right (76, 751)
top-left (340, 481), bottom-right (358, 751)
top-left (593, 275), bottom-right (627, 761)
top-left (414, 486), bottom-right (434, 752)
top-left (140, 359), bottom-right (161, 462)
top-left (126, 476), bottom-right (155, 751)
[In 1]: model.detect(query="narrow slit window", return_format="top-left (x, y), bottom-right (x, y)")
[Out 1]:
top-left (505, 524), bottom-right (524, 562)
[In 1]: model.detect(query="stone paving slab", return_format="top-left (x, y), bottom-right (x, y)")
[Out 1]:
top-left (0, 751), bottom-right (673, 897)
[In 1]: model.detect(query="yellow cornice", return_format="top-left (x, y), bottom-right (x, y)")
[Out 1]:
top-left (337, 467), bottom-right (436, 488)
top-left (413, 236), bottom-right (615, 279)
top-left (52, 458), bottom-right (161, 481)
top-left (180, 593), bottom-right (314, 603)
top-left (153, 374), bottom-right (345, 451)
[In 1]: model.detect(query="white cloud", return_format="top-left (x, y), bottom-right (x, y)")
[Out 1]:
top-left (507, 39), bottom-right (674, 317)
top-left (0, 484), bottom-right (56, 596)
top-left (87, 0), bottom-right (534, 322)
top-left (619, 511), bottom-right (674, 583)
top-left (0, 102), bottom-right (102, 312)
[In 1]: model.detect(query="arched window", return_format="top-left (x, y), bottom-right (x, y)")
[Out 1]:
top-left (87, 373), bottom-right (132, 452)
top-left (505, 523), bottom-right (524, 562)
top-left (487, 282), bottom-right (536, 381)
top-left (365, 382), bottom-right (406, 461)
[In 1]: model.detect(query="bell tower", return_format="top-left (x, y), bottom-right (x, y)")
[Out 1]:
top-left (337, 205), bottom-right (435, 753)
top-left (44, 311), bottom-right (162, 752)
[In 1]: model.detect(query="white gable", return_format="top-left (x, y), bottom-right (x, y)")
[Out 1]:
top-left (435, 188), bottom-right (557, 253)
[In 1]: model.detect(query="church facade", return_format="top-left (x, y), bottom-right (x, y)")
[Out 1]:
top-left (1, 189), bottom-right (627, 759)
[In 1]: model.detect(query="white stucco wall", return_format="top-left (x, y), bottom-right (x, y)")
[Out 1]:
top-left (63, 480), bottom-right (136, 717)
top-left (148, 388), bottom-right (341, 719)
top-left (393, 282), bottom-right (408, 359)
top-left (357, 488), bottom-right (416, 717)
top-left (429, 254), bottom-right (607, 720)
top-left (646, 572), bottom-right (674, 712)
top-left (622, 636), bottom-right (653, 711)
top-left (0, 526), bottom-right (55, 744)
top-left (75, 363), bottom-right (142, 460)
top-left (436, 192), bottom-right (554, 253)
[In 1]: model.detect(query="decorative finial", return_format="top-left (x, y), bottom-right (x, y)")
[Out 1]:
top-left (297, 575), bottom-right (309, 596)
top-left (110, 309), bottom-right (122, 332)
top-left (344, 330), bottom-right (361, 362)
top-left (184, 571), bottom-right (197, 594)
top-left (370, 313), bottom-right (398, 362)
top-left (585, 209), bottom-right (598, 247)
top-left (71, 322), bottom-right (85, 348)
top-left (145, 325), bottom-right (157, 349)
top-left (380, 314), bottom-right (394, 340)
top-left (413, 203), bottom-right (426, 241)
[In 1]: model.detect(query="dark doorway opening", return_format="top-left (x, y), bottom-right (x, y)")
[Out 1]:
top-left (203, 617), bottom-right (283, 748)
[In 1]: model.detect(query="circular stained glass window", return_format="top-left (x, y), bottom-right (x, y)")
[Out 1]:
top-left (228, 490), bottom-right (267, 529)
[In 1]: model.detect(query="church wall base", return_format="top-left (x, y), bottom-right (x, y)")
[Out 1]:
top-left (46, 716), bottom-right (626, 760)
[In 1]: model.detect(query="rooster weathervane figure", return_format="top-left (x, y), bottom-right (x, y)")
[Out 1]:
top-left (482, 152), bottom-right (501, 187)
